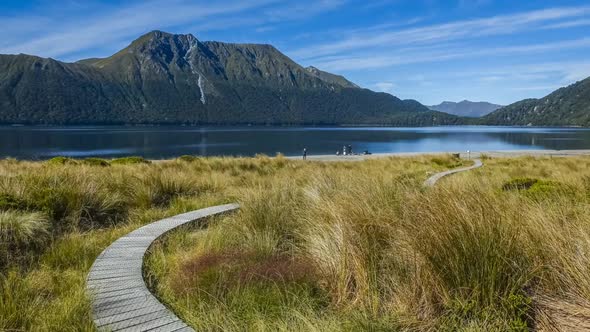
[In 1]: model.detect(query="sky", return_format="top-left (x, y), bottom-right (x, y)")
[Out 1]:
top-left (1, 0), bottom-right (590, 105)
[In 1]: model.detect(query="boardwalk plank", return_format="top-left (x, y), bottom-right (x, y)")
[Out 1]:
top-left (86, 203), bottom-right (239, 332)
top-left (424, 159), bottom-right (483, 187)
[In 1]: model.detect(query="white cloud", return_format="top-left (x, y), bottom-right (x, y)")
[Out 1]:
top-left (0, 0), bottom-right (345, 60)
top-left (479, 76), bottom-right (504, 82)
top-left (374, 81), bottom-right (396, 92)
top-left (264, 0), bottom-right (346, 21)
top-left (1, 0), bottom-right (278, 58)
top-left (542, 18), bottom-right (590, 29)
top-left (307, 37), bottom-right (590, 71)
top-left (290, 5), bottom-right (590, 59)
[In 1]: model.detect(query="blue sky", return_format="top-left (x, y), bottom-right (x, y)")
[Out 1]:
top-left (1, 0), bottom-right (590, 105)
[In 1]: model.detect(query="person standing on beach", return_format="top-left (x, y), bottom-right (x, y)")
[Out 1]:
top-left (303, 147), bottom-right (307, 160)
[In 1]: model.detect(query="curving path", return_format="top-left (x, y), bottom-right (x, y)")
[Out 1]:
top-left (423, 159), bottom-right (483, 187)
top-left (86, 203), bottom-right (239, 332)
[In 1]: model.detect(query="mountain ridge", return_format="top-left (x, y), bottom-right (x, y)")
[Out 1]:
top-left (482, 77), bottom-right (590, 126)
top-left (0, 30), bottom-right (462, 126)
top-left (429, 100), bottom-right (503, 118)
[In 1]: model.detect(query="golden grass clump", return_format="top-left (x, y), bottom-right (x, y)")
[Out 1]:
top-left (0, 211), bottom-right (48, 244)
top-left (1, 154), bottom-right (590, 331)
top-left (147, 155), bottom-right (590, 331)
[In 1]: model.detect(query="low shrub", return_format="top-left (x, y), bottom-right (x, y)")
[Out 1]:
top-left (46, 157), bottom-right (77, 165)
top-left (24, 177), bottom-right (129, 232)
top-left (502, 177), bottom-right (570, 199)
top-left (28, 186), bottom-right (78, 232)
top-left (131, 173), bottom-right (208, 208)
top-left (111, 156), bottom-right (150, 165)
top-left (77, 191), bottom-right (128, 229)
top-left (0, 193), bottom-right (28, 211)
top-left (502, 177), bottom-right (539, 191)
top-left (441, 292), bottom-right (532, 331)
top-left (431, 155), bottom-right (462, 168)
top-left (81, 158), bottom-right (109, 167)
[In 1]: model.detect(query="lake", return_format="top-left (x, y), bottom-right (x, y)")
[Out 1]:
top-left (1, 126), bottom-right (590, 160)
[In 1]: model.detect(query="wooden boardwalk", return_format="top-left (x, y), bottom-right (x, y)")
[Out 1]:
top-left (423, 159), bottom-right (483, 187)
top-left (87, 203), bottom-right (240, 332)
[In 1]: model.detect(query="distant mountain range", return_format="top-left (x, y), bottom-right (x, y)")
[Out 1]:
top-left (429, 100), bottom-right (502, 118)
top-left (0, 30), bottom-right (461, 126)
top-left (482, 77), bottom-right (590, 127)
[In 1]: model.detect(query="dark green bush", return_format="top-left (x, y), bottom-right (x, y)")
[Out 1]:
top-left (131, 174), bottom-right (208, 208)
top-left (28, 185), bottom-right (129, 232)
top-left (111, 156), bottom-right (151, 165)
top-left (46, 157), bottom-right (77, 165)
top-left (502, 178), bottom-right (571, 199)
top-left (0, 193), bottom-right (28, 211)
top-left (431, 155), bottom-right (462, 168)
top-left (441, 292), bottom-right (532, 331)
top-left (502, 178), bottom-right (539, 191)
top-left (28, 187), bottom-right (78, 232)
top-left (77, 192), bottom-right (128, 229)
top-left (82, 158), bottom-right (110, 167)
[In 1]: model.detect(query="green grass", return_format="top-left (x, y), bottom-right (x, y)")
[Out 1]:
top-left (1, 154), bottom-right (589, 330)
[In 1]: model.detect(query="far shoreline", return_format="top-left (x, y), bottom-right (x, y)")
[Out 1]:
top-left (285, 149), bottom-right (590, 161)
top-left (3, 149), bottom-right (590, 162)
top-left (1, 124), bottom-right (589, 129)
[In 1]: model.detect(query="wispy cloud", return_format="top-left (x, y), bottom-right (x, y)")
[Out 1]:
top-left (1, 1), bottom-right (589, 105)
top-left (0, 0), bottom-right (278, 59)
top-left (374, 81), bottom-right (396, 93)
top-left (309, 37), bottom-right (590, 71)
top-left (291, 5), bottom-right (590, 60)
top-left (455, 60), bottom-right (590, 83)
top-left (511, 85), bottom-right (562, 91)
top-left (542, 18), bottom-right (590, 29)
top-left (263, 0), bottom-right (346, 21)
top-left (0, 0), bottom-right (345, 60)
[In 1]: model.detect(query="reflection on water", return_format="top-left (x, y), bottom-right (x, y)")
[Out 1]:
top-left (1, 126), bottom-right (589, 160)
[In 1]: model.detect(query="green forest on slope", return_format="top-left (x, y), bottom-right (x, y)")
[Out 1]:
top-left (0, 31), bottom-right (461, 126)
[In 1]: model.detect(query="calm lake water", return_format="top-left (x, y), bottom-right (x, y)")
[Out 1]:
top-left (1, 126), bottom-right (590, 160)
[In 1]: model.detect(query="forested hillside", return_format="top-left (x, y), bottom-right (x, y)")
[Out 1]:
top-left (0, 31), bottom-right (461, 126)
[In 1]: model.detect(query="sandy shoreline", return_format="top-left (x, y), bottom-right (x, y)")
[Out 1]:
top-left (286, 149), bottom-right (590, 161)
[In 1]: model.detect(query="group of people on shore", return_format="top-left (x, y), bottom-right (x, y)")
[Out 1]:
top-left (302, 145), bottom-right (371, 160)
top-left (336, 144), bottom-right (353, 156)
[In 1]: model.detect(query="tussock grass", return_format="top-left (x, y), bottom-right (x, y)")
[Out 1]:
top-left (0, 211), bottom-right (48, 243)
top-left (1, 154), bottom-right (589, 330)
top-left (147, 156), bottom-right (590, 331)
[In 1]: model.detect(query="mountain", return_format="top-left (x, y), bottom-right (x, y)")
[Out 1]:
top-left (482, 78), bottom-right (590, 126)
top-left (305, 66), bottom-right (359, 88)
top-left (0, 30), bottom-right (461, 126)
top-left (428, 100), bottom-right (502, 117)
